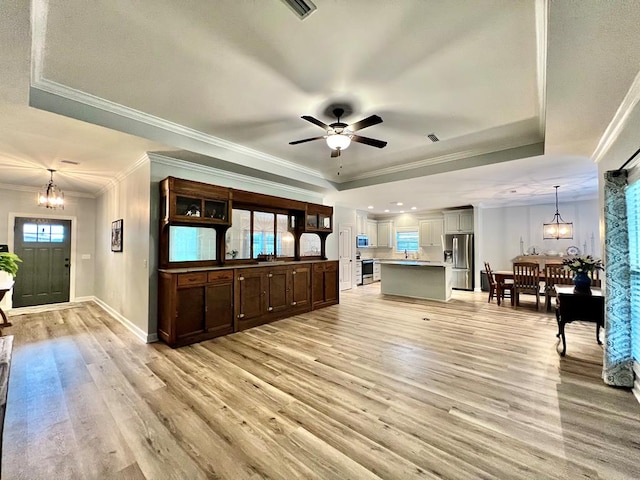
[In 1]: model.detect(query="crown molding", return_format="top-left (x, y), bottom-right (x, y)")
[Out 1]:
top-left (95, 153), bottom-right (149, 197)
top-left (0, 182), bottom-right (95, 198)
top-left (592, 69), bottom-right (640, 164)
top-left (30, 78), bottom-right (327, 183)
top-left (148, 153), bottom-right (326, 200)
top-left (346, 138), bottom-right (538, 182)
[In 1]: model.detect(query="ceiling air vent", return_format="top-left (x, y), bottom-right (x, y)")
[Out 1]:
top-left (280, 0), bottom-right (317, 19)
top-left (427, 133), bottom-right (439, 142)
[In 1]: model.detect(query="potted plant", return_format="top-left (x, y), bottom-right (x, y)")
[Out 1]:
top-left (0, 252), bottom-right (22, 278)
top-left (562, 254), bottom-right (603, 293)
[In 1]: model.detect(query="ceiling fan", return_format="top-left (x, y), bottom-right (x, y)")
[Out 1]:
top-left (289, 108), bottom-right (387, 157)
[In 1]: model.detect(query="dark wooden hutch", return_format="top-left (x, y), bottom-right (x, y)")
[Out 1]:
top-left (157, 177), bottom-right (338, 347)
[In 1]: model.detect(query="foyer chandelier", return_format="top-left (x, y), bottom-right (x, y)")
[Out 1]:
top-left (543, 185), bottom-right (572, 239)
top-left (37, 169), bottom-right (65, 209)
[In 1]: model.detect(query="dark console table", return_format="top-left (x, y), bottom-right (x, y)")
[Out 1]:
top-left (555, 285), bottom-right (604, 356)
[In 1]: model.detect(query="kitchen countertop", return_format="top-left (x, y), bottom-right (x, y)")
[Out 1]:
top-left (377, 260), bottom-right (451, 267)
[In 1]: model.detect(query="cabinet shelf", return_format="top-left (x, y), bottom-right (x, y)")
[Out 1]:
top-left (161, 177), bottom-right (231, 226)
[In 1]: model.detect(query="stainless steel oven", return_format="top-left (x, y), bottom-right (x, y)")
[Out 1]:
top-left (362, 259), bottom-right (374, 285)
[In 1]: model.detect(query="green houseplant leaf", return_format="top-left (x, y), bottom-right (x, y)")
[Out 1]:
top-left (0, 252), bottom-right (22, 276)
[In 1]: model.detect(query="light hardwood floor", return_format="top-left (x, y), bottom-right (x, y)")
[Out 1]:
top-left (2, 284), bottom-right (640, 479)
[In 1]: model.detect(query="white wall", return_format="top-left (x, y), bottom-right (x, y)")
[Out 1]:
top-left (477, 199), bottom-right (600, 272)
top-left (0, 185), bottom-right (96, 309)
top-left (94, 160), bottom-right (151, 341)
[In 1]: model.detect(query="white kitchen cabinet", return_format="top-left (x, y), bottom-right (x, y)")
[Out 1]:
top-left (356, 211), bottom-right (368, 235)
top-left (367, 220), bottom-right (378, 247)
top-left (444, 210), bottom-right (473, 233)
top-left (419, 219), bottom-right (444, 247)
top-left (373, 261), bottom-right (381, 281)
top-left (377, 221), bottom-right (393, 248)
top-left (355, 260), bottom-right (362, 285)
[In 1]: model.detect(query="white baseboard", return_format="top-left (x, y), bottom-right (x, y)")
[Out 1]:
top-left (92, 297), bottom-right (156, 344)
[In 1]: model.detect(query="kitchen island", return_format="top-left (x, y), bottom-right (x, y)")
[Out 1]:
top-left (378, 260), bottom-right (452, 302)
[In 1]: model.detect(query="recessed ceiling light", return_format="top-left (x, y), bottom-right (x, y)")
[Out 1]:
top-left (400, 210), bottom-right (405, 213)
top-left (384, 209), bottom-right (389, 213)
top-left (367, 205), bottom-right (374, 209)
top-left (397, 202), bottom-right (403, 206)
top-left (411, 206), bottom-right (417, 210)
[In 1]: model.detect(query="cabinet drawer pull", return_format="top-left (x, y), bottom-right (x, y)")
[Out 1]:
top-left (291, 301), bottom-right (297, 306)
top-left (268, 273), bottom-right (273, 278)
top-left (268, 306), bottom-right (273, 312)
top-left (237, 313), bottom-right (245, 319)
top-left (238, 276), bottom-right (244, 281)
top-left (292, 271), bottom-right (296, 275)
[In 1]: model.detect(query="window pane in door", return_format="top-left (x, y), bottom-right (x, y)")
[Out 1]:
top-left (37, 225), bottom-right (51, 242)
top-left (23, 223), bottom-right (38, 242)
top-left (50, 225), bottom-right (65, 243)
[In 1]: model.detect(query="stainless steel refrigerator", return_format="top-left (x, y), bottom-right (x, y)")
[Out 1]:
top-left (444, 233), bottom-right (474, 290)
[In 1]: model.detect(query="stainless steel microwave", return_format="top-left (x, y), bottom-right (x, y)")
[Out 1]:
top-left (356, 235), bottom-right (369, 248)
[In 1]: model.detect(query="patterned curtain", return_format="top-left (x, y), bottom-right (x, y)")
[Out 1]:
top-left (603, 170), bottom-right (634, 387)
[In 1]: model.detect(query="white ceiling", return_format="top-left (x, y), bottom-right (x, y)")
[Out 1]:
top-left (2, 0), bottom-right (640, 212)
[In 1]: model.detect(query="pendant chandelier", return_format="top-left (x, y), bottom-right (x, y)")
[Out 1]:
top-left (543, 185), bottom-right (572, 239)
top-left (37, 169), bottom-right (65, 209)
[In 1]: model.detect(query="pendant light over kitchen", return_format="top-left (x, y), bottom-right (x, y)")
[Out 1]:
top-left (543, 185), bottom-right (572, 239)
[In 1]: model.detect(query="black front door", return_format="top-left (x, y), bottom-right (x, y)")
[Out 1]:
top-left (13, 217), bottom-right (71, 307)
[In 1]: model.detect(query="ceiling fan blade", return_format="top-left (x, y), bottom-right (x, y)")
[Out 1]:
top-left (301, 116), bottom-right (330, 130)
top-left (331, 149), bottom-right (341, 158)
top-left (348, 115), bottom-right (383, 132)
top-left (351, 135), bottom-right (387, 148)
top-left (289, 136), bottom-right (325, 145)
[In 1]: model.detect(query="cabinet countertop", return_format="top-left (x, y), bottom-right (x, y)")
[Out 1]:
top-left (159, 259), bottom-right (334, 274)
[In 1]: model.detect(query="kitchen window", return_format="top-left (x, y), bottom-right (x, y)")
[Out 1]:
top-left (395, 229), bottom-right (419, 253)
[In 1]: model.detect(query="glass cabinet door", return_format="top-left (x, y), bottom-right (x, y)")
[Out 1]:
top-left (176, 196), bottom-right (202, 217)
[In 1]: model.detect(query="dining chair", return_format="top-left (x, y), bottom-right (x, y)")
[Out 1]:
top-left (512, 262), bottom-right (541, 310)
top-left (588, 269), bottom-right (602, 288)
top-left (484, 261), bottom-right (513, 304)
top-left (543, 263), bottom-right (573, 311)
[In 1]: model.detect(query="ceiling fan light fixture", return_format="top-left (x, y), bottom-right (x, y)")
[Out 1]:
top-left (326, 133), bottom-right (351, 150)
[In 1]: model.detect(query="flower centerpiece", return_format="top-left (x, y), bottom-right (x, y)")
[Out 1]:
top-left (562, 255), bottom-right (603, 293)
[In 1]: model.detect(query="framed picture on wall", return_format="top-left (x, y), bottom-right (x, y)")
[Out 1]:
top-left (111, 219), bottom-right (123, 252)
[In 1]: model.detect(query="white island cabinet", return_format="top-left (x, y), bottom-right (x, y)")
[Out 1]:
top-left (378, 260), bottom-right (452, 302)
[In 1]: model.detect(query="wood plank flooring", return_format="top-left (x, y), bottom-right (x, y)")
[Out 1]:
top-left (2, 284), bottom-right (640, 479)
